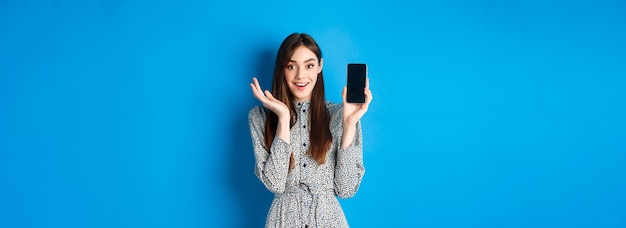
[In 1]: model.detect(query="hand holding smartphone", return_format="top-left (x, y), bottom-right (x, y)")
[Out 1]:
top-left (346, 63), bottom-right (367, 103)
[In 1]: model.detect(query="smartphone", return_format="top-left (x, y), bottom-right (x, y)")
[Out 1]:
top-left (346, 63), bottom-right (367, 103)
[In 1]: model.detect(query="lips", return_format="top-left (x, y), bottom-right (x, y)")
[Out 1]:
top-left (294, 82), bottom-right (309, 89)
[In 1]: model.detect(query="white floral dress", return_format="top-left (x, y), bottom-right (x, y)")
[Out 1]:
top-left (248, 101), bottom-right (364, 228)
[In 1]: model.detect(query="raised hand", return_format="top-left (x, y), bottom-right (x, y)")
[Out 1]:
top-left (340, 78), bottom-right (372, 149)
top-left (250, 77), bottom-right (291, 143)
top-left (342, 78), bottom-right (373, 127)
top-left (250, 77), bottom-right (290, 119)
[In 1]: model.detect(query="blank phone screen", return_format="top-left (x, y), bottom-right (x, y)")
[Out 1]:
top-left (347, 64), bottom-right (367, 103)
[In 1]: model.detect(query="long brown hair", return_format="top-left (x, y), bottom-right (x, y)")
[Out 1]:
top-left (264, 33), bottom-right (332, 167)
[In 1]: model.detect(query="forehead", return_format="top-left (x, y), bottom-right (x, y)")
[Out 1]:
top-left (290, 46), bottom-right (318, 62)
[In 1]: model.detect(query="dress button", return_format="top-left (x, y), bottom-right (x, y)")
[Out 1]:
top-left (303, 125), bottom-right (306, 128)
top-left (303, 163), bottom-right (307, 167)
top-left (303, 143), bottom-right (307, 146)
top-left (302, 109), bottom-right (306, 112)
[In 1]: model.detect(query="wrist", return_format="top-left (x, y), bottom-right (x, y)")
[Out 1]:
top-left (278, 114), bottom-right (291, 124)
top-left (278, 115), bottom-right (291, 126)
top-left (343, 118), bottom-right (357, 129)
top-left (276, 114), bottom-right (291, 143)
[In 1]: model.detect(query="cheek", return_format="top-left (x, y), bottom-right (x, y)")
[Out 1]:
top-left (308, 69), bottom-right (319, 78)
top-left (311, 70), bottom-right (320, 81)
top-left (284, 70), bottom-right (295, 81)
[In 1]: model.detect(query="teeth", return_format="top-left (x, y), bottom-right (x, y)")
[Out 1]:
top-left (295, 83), bottom-right (308, 86)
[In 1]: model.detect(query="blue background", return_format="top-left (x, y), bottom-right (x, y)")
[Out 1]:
top-left (1, 0), bottom-right (625, 227)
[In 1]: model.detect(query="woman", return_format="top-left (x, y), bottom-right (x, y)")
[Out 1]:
top-left (248, 33), bottom-right (372, 227)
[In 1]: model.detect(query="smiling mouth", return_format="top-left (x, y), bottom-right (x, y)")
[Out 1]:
top-left (294, 82), bottom-right (309, 88)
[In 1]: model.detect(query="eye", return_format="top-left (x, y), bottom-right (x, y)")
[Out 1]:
top-left (306, 64), bottom-right (315, 69)
top-left (286, 65), bottom-right (296, 70)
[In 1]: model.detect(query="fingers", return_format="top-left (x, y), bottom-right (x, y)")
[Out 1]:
top-left (355, 81), bottom-right (372, 115)
top-left (360, 87), bottom-right (372, 113)
top-left (252, 77), bottom-right (263, 94)
top-left (251, 77), bottom-right (271, 103)
top-left (250, 77), bottom-right (259, 94)
top-left (250, 85), bottom-right (265, 102)
top-left (341, 86), bottom-right (347, 103)
top-left (249, 77), bottom-right (279, 104)
top-left (264, 90), bottom-right (276, 102)
top-left (359, 77), bottom-right (371, 107)
top-left (250, 77), bottom-right (290, 117)
top-left (250, 83), bottom-right (262, 99)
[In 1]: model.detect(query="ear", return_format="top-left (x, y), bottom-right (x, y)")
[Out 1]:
top-left (318, 58), bottom-right (324, 74)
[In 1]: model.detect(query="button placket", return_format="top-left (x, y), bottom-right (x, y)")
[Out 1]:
top-left (296, 101), bottom-right (311, 177)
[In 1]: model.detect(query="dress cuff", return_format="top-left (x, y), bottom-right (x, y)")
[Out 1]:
top-left (270, 136), bottom-right (290, 156)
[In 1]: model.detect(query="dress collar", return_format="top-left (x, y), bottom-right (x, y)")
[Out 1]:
top-left (294, 100), bottom-right (311, 110)
top-left (294, 100), bottom-right (310, 106)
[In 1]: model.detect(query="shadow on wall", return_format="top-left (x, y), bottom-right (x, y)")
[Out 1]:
top-left (228, 48), bottom-right (276, 227)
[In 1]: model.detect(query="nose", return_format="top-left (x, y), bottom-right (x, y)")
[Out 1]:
top-left (295, 68), bottom-right (305, 79)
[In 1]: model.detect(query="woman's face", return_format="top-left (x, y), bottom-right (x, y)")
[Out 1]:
top-left (284, 45), bottom-right (323, 102)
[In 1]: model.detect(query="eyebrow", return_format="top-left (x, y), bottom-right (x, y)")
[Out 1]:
top-left (288, 58), bottom-right (317, 63)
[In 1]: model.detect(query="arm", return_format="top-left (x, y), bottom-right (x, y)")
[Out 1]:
top-left (248, 77), bottom-right (292, 193)
top-left (248, 107), bottom-right (290, 193)
top-left (335, 78), bottom-right (372, 198)
top-left (334, 120), bottom-right (365, 198)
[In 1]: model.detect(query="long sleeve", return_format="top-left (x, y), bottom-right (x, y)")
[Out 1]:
top-left (248, 106), bottom-right (291, 194)
top-left (333, 119), bottom-right (365, 199)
